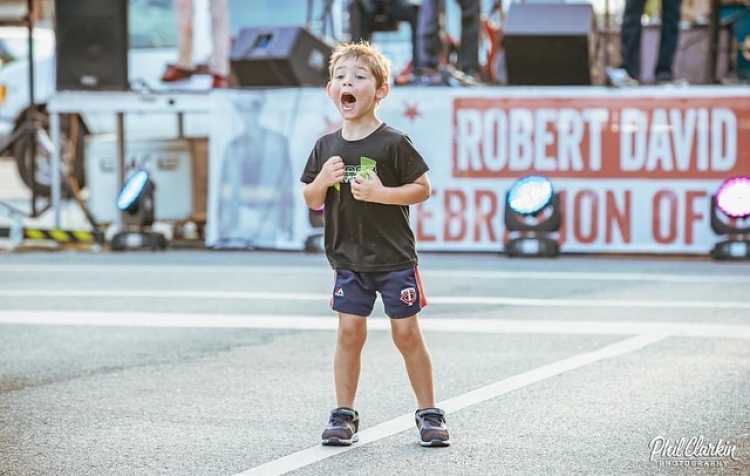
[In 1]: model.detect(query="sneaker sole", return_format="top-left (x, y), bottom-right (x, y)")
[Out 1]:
top-left (419, 439), bottom-right (450, 447)
top-left (322, 434), bottom-right (359, 446)
top-left (417, 430), bottom-right (450, 447)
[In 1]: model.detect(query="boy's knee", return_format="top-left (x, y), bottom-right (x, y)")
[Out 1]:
top-left (392, 323), bottom-right (422, 353)
top-left (337, 321), bottom-right (367, 350)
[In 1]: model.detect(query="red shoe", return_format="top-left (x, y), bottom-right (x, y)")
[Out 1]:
top-left (161, 65), bottom-right (194, 82)
top-left (194, 63), bottom-right (211, 75)
top-left (211, 74), bottom-right (229, 88)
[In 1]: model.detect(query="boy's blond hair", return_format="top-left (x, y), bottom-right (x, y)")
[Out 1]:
top-left (328, 41), bottom-right (391, 90)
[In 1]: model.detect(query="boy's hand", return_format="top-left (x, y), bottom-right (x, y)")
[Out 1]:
top-left (317, 156), bottom-right (345, 187)
top-left (351, 172), bottom-right (384, 202)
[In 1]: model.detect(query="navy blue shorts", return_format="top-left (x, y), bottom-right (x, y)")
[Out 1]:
top-left (331, 267), bottom-right (428, 319)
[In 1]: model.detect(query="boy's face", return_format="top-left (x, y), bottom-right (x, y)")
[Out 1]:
top-left (327, 57), bottom-right (389, 122)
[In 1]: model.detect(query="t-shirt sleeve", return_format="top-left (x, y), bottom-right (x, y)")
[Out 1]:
top-left (300, 141), bottom-right (321, 184)
top-left (394, 135), bottom-right (429, 185)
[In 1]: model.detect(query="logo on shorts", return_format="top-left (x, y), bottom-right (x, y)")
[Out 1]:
top-left (334, 288), bottom-right (344, 297)
top-left (400, 287), bottom-right (417, 306)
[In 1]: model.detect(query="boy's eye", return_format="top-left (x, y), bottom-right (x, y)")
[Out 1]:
top-left (356, 75), bottom-right (366, 79)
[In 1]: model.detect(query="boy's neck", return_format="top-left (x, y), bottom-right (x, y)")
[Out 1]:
top-left (341, 115), bottom-right (383, 141)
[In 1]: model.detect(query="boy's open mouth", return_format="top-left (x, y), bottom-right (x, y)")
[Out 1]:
top-left (341, 93), bottom-right (357, 111)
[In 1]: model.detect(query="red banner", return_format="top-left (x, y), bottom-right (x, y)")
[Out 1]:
top-left (452, 97), bottom-right (750, 179)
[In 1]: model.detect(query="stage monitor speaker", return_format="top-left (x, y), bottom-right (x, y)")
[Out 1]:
top-left (504, 3), bottom-right (595, 85)
top-left (55, 0), bottom-right (128, 91)
top-left (230, 26), bottom-right (332, 87)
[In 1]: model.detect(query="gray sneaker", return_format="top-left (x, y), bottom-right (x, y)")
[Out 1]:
top-left (321, 407), bottom-right (359, 446)
top-left (415, 408), bottom-right (450, 447)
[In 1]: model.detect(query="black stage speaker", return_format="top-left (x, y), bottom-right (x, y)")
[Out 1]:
top-left (504, 3), bottom-right (595, 85)
top-left (230, 26), bottom-right (333, 87)
top-left (55, 0), bottom-right (128, 90)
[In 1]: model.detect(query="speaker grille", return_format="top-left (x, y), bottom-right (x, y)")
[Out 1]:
top-left (55, 0), bottom-right (128, 91)
top-left (230, 27), bottom-right (332, 87)
top-left (504, 4), bottom-right (595, 86)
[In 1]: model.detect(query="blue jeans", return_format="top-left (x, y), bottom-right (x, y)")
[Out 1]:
top-left (620, 0), bottom-right (682, 80)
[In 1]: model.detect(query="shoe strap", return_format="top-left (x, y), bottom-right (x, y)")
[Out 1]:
top-left (331, 407), bottom-right (357, 418)
top-left (416, 407), bottom-right (445, 417)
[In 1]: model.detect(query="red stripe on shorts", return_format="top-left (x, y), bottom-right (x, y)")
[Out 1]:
top-left (414, 265), bottom-right (428, 308)
top-left (330, 270), bottom-right (336, 310)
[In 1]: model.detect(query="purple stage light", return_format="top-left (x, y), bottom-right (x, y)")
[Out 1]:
top-left (716, 176), bottom-right (750, 219)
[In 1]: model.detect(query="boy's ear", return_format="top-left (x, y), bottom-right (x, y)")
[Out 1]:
top-left (375, 81), bottom-right (390, 101)
top-left (326, 81), bottom-right (333, 98)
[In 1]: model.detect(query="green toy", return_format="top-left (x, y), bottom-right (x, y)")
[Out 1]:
top-left (332, 157), bottom-right (376, 191)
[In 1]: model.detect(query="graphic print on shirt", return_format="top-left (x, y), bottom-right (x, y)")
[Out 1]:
top-left (334, 156), bottom-right (378, 191)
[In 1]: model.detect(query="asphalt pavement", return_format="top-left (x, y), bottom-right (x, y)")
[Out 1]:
top-left (1, 251), bottom-right (749, 475)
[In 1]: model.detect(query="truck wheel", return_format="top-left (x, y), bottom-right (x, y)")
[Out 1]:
top-left (12, 108), bottom-right (87, 198)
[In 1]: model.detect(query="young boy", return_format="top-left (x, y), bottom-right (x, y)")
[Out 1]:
top-left (300, 42), bottom-right (450, 448)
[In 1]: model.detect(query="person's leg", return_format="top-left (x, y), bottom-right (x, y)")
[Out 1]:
top-left (654, 0), bottom-right (682, 80)
top-left (163, 0), bottom-right (195, 81)
top-left (349, 0), bottom-right (373, 43)
top-left (620, 0), bottom-right (646, 80)
top-left (334, 313), bottom-right (368, 408)
top-left (390, 315), bottom-right (436, 409)
top-left (323, 310), bottom-right (366, 446)
top-left (176, 0), bottom-right (194, 69)
top-left (391, 0), bottom-right (420, 71)
top-left (209, 0), bottom-right (230, 78)
top-left (323, 271), bottom-right (373, 446)
top-left (456, 0), bottom-right (480, 75)
top-left (416, 0), bottom-right (442, 71)
top-left (330, 269), bottom-right (376, 407)
top-left (377, 266), bottom-right (432, 407)
top-left (378, 267), bottom-right (449, 446)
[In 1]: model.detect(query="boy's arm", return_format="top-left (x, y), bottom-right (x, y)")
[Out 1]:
top-left (303, 155), bottom-right (345, 209)
top-left (351, 172), bottom-right (431, 206)
top-left (302, 181), bottom-right (327, 211)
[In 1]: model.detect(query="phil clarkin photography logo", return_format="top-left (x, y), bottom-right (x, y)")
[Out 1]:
top-left (648, 434), bottom-right (749, 471)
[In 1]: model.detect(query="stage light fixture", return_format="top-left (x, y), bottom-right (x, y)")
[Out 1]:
top-left (716, 176), bottom-right (750, 218)
top-left (111, 169), bottom-right (166, 251)
top-left (504, 175), bottom-right (561, 257)
top-left (507, 175), bottom-right (554, 215)
top-left (710, 176), bottom-right (750, 260)
top-left (116, 170), bottom-right (153, 215)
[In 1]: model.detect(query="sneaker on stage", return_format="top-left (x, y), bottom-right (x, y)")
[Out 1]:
top-left (321, 407), bottom-right (359, 446)
top-left (415, 407), bottom-right (450, 447)
top-left (605, 67), bottom-right (638, 87)
top-left (413, 66), bottom-right (478, 87)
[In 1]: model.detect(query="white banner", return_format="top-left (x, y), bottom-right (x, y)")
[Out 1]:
top-left (207, 87), bottom-right (750, 253)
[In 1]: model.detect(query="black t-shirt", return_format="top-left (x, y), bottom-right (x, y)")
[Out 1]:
top-left (300, 123), bottom-right (429, 272)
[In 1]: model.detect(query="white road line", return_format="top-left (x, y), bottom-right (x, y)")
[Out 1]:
top-left (2, 290), bottom-right (749, 309)
top-left (427, 270), bottom-right (750, 283)
top-left (234, 334), bottom-right (667, 476)
top-left (2, 265), bottom-right (749, 283)
top-left (1, 311), bottom-right (749, 339)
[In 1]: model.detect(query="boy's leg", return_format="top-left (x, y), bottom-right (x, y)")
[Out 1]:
top-left (379, 268), bottom-right (449, 446)
top-left (334, 312), bottom-right (368, 408)
top-left (375, 266), bottom-right (433, 408)
top-left (323, 270), bottom-right (374, 446)
top-left (390, 315), bottom-right (436, 409)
